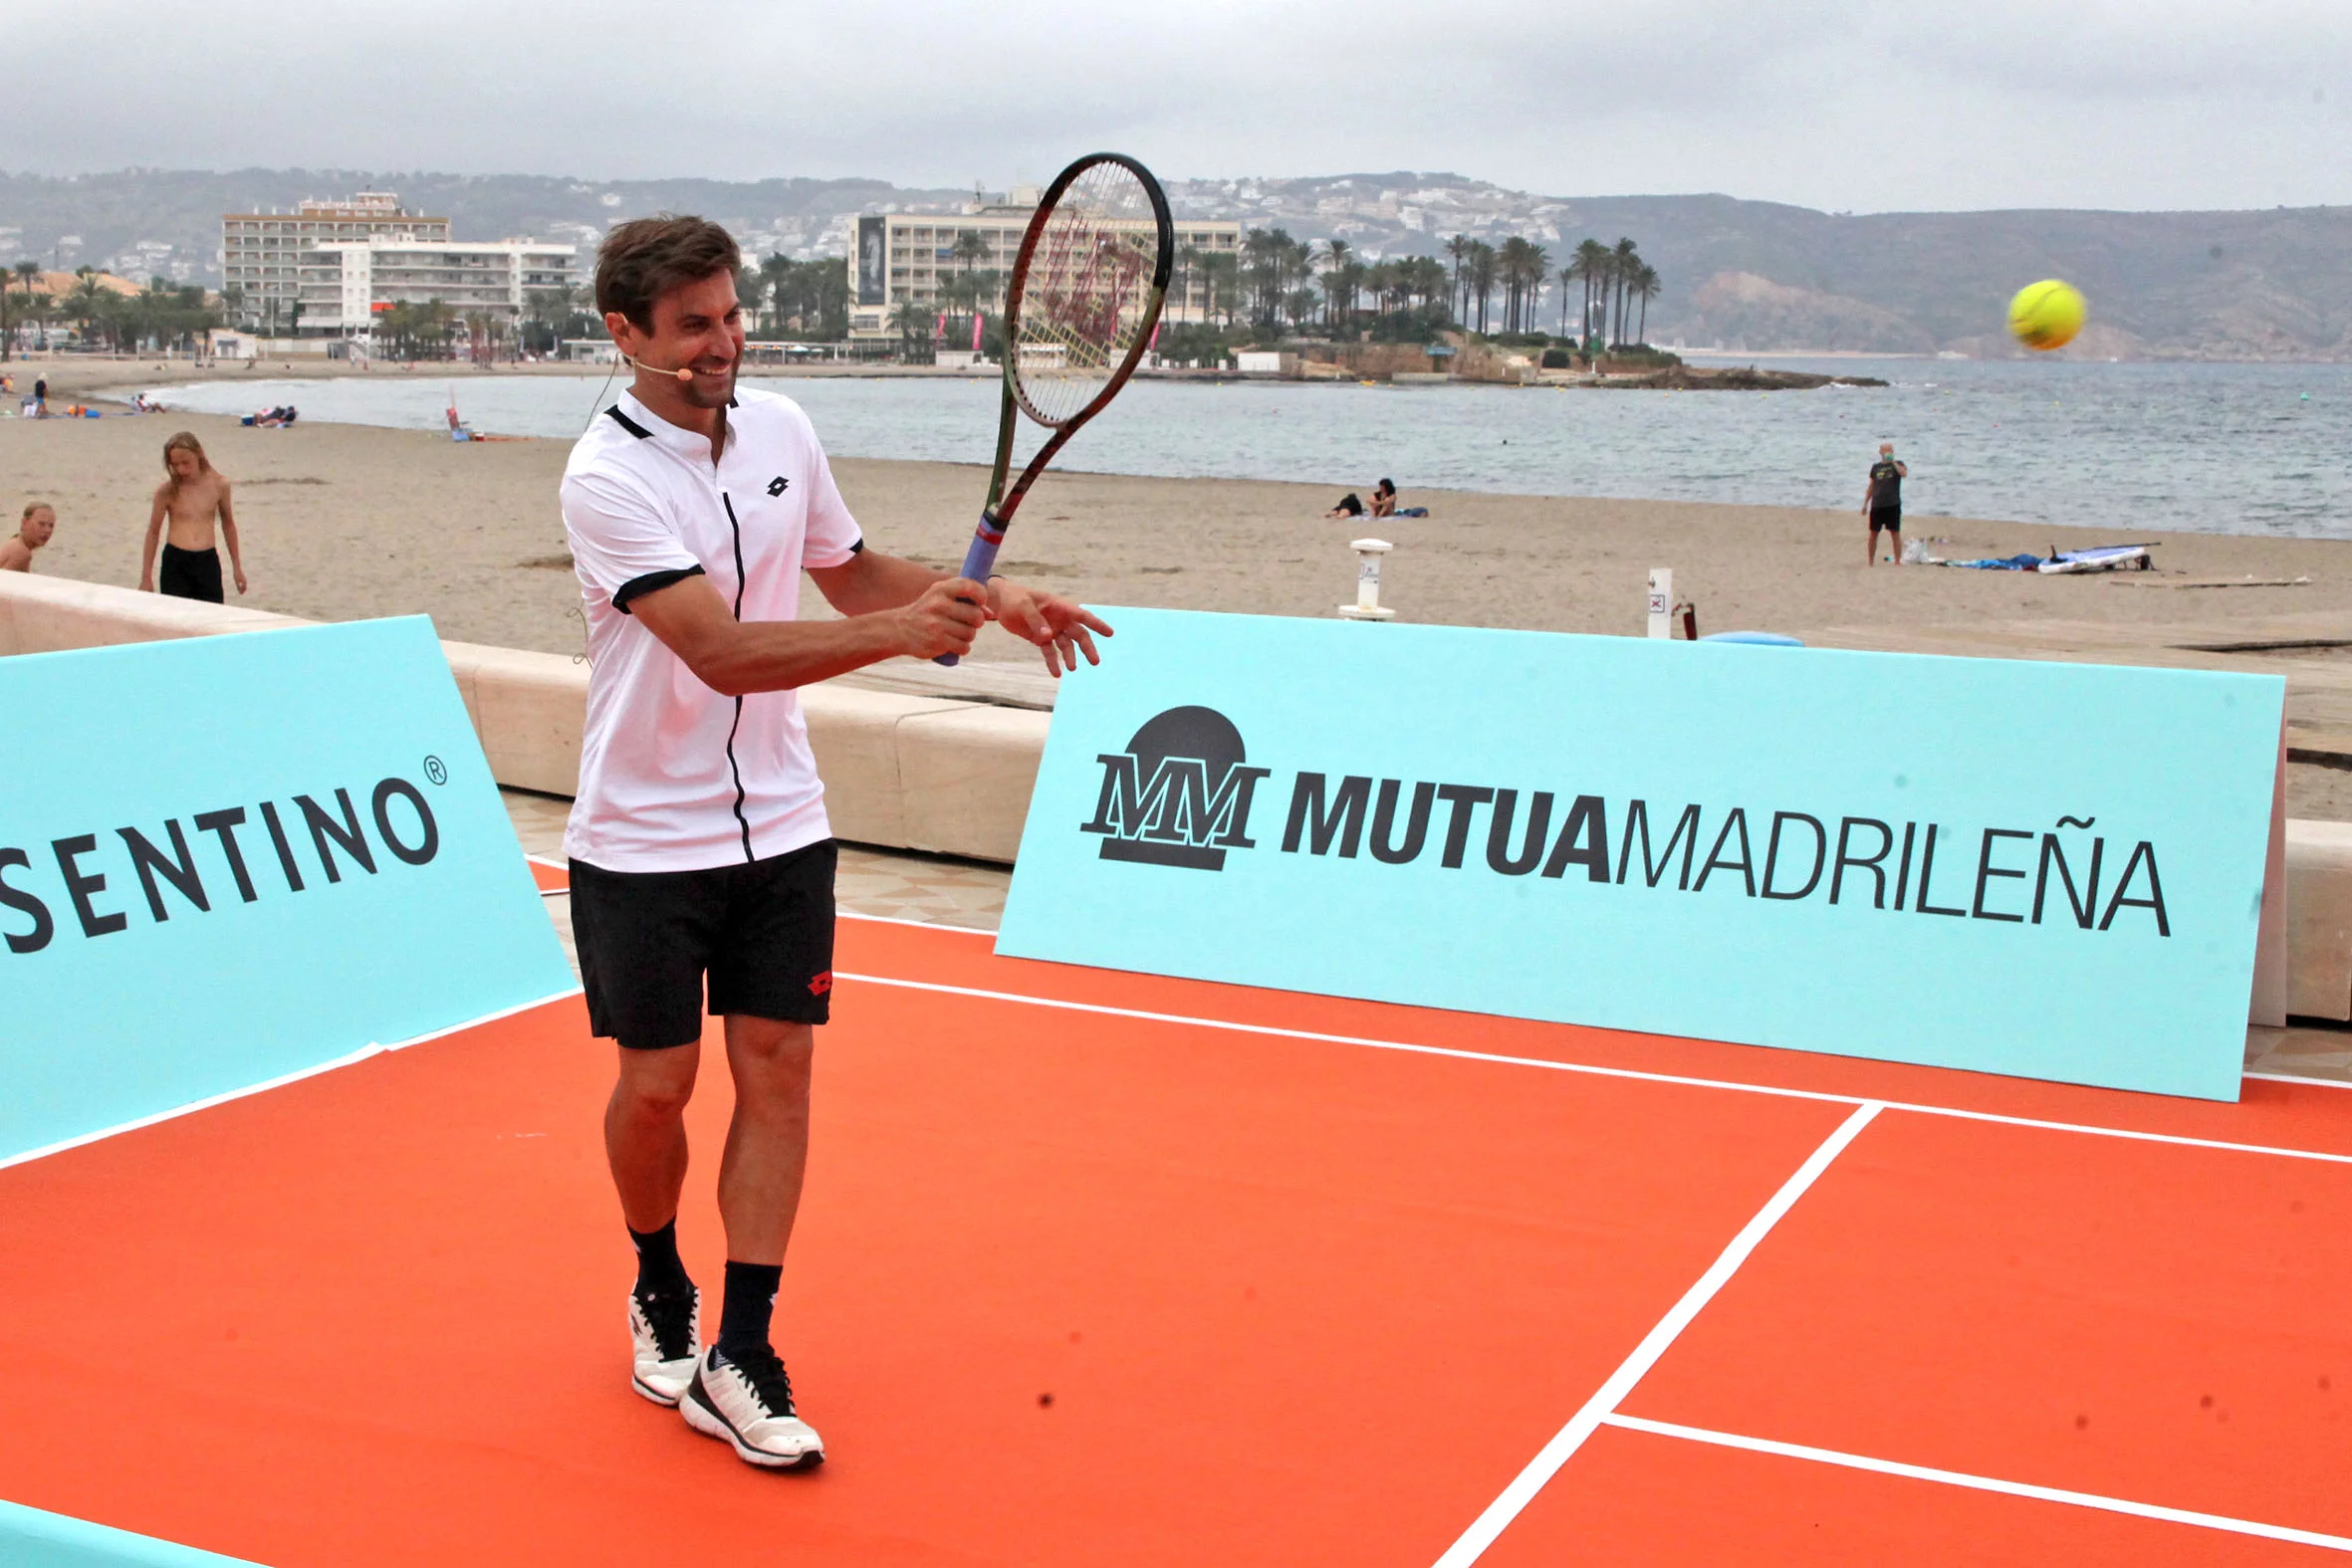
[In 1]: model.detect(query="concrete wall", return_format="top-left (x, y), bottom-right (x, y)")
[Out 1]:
top-left (13, 569), bottom-right (2352, 1020)
top-left (0, 572), bottom-right (1044, 865)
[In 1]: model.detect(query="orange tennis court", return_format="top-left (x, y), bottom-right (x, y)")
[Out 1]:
top-left (4, 914), bottom-right (2349, 1565)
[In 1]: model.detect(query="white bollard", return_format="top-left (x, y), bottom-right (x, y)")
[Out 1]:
top-left (1648, 567), bottom-right (1672, 638)
top-left (1339, 538), bottom-right (1396, 621)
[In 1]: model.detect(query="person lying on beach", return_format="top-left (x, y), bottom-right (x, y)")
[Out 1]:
top-left (0, 502), bottom-right (55, 572)
top-left (1326, 492), bottom-right (1366, 518)
top-left (140, 431), bottom-right (248, 602)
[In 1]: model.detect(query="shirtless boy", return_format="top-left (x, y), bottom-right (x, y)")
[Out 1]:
top-left (140, 432), bottom-right (248, 601)
top-left (0, 503), bottom-right (55, 572)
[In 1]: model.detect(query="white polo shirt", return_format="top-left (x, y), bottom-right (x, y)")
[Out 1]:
top-left (559, 385), bottom-right (864, 873)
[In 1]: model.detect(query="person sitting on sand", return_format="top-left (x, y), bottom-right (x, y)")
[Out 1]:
top-left (140, 431), bottom-right (248, 602)
top-left (1863, 441), bottom-right (1907, 565)
top-left (1326, 491), bottom-right (1366, 519)
top-left (0, 502), bottom-right (55, 571)
top-left (1370, 478), bottom-right (1398, 519)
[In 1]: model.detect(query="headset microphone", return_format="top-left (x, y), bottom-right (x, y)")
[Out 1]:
top-left (625, 355), bottom-right (695, 382)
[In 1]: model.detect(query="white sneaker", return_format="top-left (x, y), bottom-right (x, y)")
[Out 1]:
top-left (628, 1285), bottom-right (700, 1407)
top-left (682, 1345), bottom-right (825, 1468)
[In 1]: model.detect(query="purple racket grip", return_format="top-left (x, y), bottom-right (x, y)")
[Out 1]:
top-left (933, 514), bottom-right (1005, 667)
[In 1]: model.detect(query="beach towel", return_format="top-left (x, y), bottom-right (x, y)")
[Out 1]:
top-left (1946, 553), bottom-right (2044, 570)
top-left (2038, 545), bottom-right (2153, 574)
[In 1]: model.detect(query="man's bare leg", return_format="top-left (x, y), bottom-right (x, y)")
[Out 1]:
top-left (609, 1039), bottom-right (704, 1407)
top-left (717, 1015), bottom-right (815, 1266)
top-left (606, 1040), bottom-right (700, 1231)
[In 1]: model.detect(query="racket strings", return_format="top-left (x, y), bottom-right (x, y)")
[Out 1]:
top-left (1012, 161), bottom-right (1161, 426)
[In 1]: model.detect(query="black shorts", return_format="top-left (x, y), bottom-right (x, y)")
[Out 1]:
top-left (1868, 509), bottom-right (1902, 534)
top-left (570, 839), bottom-right (837, 1050)
top-left (159, 544), bottom-right (224, 602)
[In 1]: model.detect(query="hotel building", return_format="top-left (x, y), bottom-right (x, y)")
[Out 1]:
top-left (846, 193), bottom-right (1241, 338)
top-left (220, 193), bottom-right (576, 339)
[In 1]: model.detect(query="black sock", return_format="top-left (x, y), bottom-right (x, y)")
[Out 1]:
top-left (628, 1220), bottom-right (692, 1298)
top-left (717, 1261), bottom-right (784, 1361)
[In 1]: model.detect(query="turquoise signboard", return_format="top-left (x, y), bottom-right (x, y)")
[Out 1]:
top-left (0, 618), bottom-right (574, 1162)
top-left (998, 609), bottom-right (2284, 1101)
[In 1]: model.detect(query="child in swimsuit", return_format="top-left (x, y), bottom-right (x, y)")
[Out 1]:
top-left (140, 432), bottom-right (248, 602)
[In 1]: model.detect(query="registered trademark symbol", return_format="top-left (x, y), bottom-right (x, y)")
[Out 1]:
top-left (423, 756), bottom-right (448, 785)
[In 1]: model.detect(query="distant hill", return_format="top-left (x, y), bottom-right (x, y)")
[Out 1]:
top-left (4, 167), bottom-right (2347, 359)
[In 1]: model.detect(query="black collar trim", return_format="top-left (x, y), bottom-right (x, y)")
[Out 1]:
top-left (604, 404), bottom-right (652, 439)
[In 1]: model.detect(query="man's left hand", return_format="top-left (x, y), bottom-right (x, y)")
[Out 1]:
top-left (986, 579), bottom-right (1113, 677)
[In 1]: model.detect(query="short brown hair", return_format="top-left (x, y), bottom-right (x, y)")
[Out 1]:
top-left (21, 500), bottom-right (54, 521)
top-left (595, 216), bottom-right (741, 330)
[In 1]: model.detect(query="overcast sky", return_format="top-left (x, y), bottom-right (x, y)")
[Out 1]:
top-left (13, 0), bottom-right (2350, 212)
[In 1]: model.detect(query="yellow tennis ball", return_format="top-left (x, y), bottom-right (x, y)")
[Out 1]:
top-left (2008, 279), bottom-right (2086, 351)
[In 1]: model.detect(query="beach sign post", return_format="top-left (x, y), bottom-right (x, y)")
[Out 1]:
top-left (1648, 567), bottom-right (1672, 637)
top-left (1338, 539), bottom-right (1395, 621)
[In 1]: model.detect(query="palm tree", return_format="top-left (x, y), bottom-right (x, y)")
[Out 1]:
top-left (1443, 234), bottom-right (1474, 326)
top-left (1318, 238), bottom-right (1353, 333)
top-left (886, 297), bottom-right (931, 362)
top-left (1631, 262), bottom-right (1661, 347)
top-left (1570, 239), bottom-right (1609, 343)
top-left (1201, 251), bottom-right (1241, 329)
top-left (1465, 242), bottom-right (1498, 334)
top-left (1610, 238), bottom-right (1640, 346)
top-left (1557, 265), bottom-right (1577, 336)
top-left (951, 229), bottom-right (989, 340)
top-left (1174, 245), bottom-right (1205, 324)
top-left (1523, 244), bottom-right (1549, 335)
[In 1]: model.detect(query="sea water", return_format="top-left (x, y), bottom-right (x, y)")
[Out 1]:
top-left (152, 357), bottom-right (2352, 540)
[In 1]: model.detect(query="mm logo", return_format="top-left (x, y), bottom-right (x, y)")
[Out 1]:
top-left (1080, 707), bottom-right (1272, 871)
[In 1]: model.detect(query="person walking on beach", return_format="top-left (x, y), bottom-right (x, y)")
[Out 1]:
top-left (1863, 442), bottom-right (1907, 565)
top-left (564, 215), bottom-right (1107, 1471)
top-left (31, 376), bottom-right (48, 418)
top-left (139, 431), bottom-right (247, 601)
top-left (0, 502), bottom-right (55, 571)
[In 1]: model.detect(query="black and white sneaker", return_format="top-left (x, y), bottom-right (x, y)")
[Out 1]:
top-left (682, 1345), bottom-right (824, 1468)
top-left (628, 1285), bottom-right (701, 1407)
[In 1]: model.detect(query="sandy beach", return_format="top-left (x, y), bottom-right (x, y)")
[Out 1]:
top-left (9, 358), bottom-right (2352, 814)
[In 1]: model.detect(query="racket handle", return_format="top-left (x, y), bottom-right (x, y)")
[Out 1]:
top-left (933, 514), bottom-right (1006, 668)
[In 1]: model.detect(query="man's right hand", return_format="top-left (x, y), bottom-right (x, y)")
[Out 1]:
top-left (895, 577), bottom-right (989, 660)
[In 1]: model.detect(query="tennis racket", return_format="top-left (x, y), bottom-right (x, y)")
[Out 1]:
top-left (935, 151), bottom-right (1174, 666)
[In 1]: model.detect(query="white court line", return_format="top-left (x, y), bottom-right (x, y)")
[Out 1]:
top-left (0, 990), bottom-right (582, 1175)
top-left (2246, 1069), bottom-right (2352, 1091)
top-left (1429, 1103), bottom-right (1883, 1567)
top-left (1602, 1414), bottom-right (2352, 1554)
top-left (836, 973), bottom-right (2352, 1169)
top-left (838, 909), bottom-right (999, 938)
top-left (374, 986), bottom-right (583, 1050)
top-left (0, 1042), bottom-right (385, 1174)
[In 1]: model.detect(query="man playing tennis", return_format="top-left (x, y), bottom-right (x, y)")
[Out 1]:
top-left (562, 216), bottom-right (1108, 1469)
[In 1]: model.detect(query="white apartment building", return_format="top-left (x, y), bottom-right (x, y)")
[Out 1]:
top-left (221, 193), bottom-right (576, 338)
top-left (846, 194), bottom-right (1241, 338)
top-left (300, 240), bottom-right (579, 336)
top-left (221, 194), bottom-right (450, 330)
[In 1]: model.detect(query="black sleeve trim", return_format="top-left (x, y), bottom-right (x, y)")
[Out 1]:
top-left (848, 538), bottom-right (865, 553)
top-left (612, 564), bottom-right (705, 613)
top-left (604, 405), bottom-right (653, 439)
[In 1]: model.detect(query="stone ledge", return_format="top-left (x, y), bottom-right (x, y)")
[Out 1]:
top-left (0, 572), bottom-right (1046, 864)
